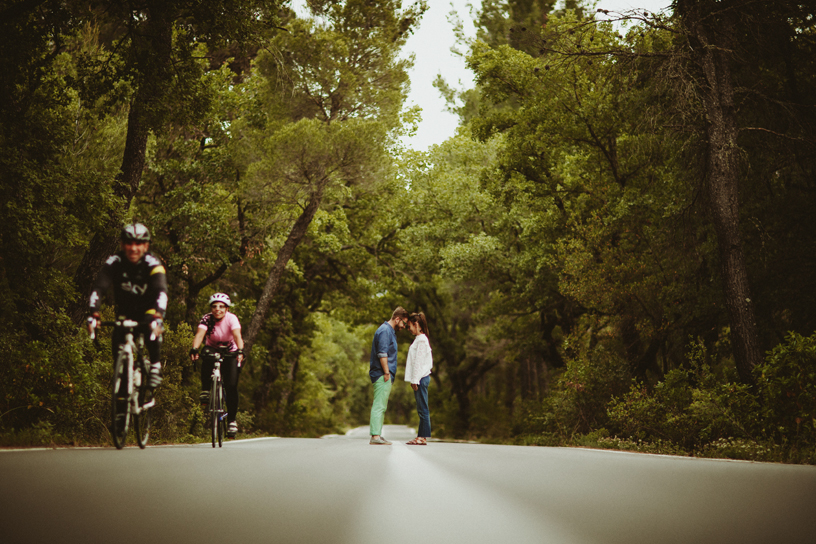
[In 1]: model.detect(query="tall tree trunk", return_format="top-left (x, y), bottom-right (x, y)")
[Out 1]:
top-left (244, 184), bottom-right (326, 356)
top-left (69, 98), bottom-right (150, 323)
top-left (541, 311), bottom-right (566, 369)
top-left (277, 357), bottom-right (299, 417)
top-left (680, 1), bottom-right (763, 383)
top-left (69, 8), bottom-right (173, 324)
top-left (504, 362), bottom-right (516, 417)
top-left (450, 375), bottom-right (472, 437)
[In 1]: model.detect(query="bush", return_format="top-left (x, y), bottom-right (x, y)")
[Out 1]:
top-left (538, 344), bottom-right (631, 439)
top-left (508, 340), bottom-right (632, 446)
top-left (147, 321), bottom-right (199, 443)
top-left (607, 370), bottom-right (697, 448)
top-left (0, 315), bottom-right (202, 447)
top-left (594, 436), bottom-right (688, 456)
top-left (754, 331), bottom-right (816, 449)
top-left (0, 310), bottom-right (111, 446)
top-left (697, 438), bottom-right (781, 462)
top-left (602, 334), bottom-right (816, 463)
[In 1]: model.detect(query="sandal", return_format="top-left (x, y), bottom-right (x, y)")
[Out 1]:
top-left (406, 438), bottom-right (427, 445)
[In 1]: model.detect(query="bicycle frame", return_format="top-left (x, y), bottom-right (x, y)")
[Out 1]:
top-left (207, 351), bottom-right (228, 447)
top-left (212, 356), bottom-right (222, 386)
top-left (114, 321), bottom-right (156, 415)
top-left (100, 319), bottom-right (156, 449)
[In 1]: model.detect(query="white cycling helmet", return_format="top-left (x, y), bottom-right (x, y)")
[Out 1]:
top-left (208, 293), bottom-right (231, 307)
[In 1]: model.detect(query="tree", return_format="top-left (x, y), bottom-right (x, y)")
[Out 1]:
top-left (68, 0), bottom-right (284, 323)
top-left (668, 0), bottom-right (816, 381)
top-left (0, 9), bottom-right (135, 438)
top-left (458, 13), bottom-right (686, 401)
top-left (391, 137), bottom-right (506, 434)
top-left (136, 64), bottom-right (256, 325)
top-left (239, 0), bottom-right (427, 356)
top-left (670, 0), bottom-right (761, 382)
top-left (461, 0), bottom-right (816, 389)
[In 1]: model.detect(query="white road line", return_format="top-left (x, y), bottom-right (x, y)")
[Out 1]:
top-left (347, 442), bottom-right (584, 544)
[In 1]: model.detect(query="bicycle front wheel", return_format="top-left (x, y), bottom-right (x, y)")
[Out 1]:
top-left (209, 382), bottom-right (218, 448)
top-left (134, 360), bottom-right (151, 449)
top-left (111, 349), bottom-right (130, 449)
top-left (216, 383), bottom-right (225, 447)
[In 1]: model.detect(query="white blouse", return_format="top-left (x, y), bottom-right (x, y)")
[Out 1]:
top-left (404, 334), bottom-right (433, 384)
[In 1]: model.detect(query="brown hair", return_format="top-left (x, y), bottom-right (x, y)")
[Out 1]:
top-left (409, 312), bottom-right (430, 346)
top-left (391, 306), bottom-right (409, 320)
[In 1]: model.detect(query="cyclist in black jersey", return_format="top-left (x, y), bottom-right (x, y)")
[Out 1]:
top-left (86, 223), bottom-right (168, 390)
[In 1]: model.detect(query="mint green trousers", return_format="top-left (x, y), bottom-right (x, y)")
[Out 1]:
top-left (369, 375), bottom-right (393, 436)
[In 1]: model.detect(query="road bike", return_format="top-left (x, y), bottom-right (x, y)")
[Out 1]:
top-left (203, 349), bottom-right (228, 448)
top-left (94, 319), bottom-right (156, 449)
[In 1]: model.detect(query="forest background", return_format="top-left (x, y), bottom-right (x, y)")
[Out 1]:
top-left (2, 0), bottom-right (816, 463)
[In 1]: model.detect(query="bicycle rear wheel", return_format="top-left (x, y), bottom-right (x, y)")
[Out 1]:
top-left (111, 349), bottom-right (130, 449)
top-left (134, 359), bottom-right (151, 449)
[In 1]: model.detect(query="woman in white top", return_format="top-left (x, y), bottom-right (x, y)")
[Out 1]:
top-left (404, 311), bottom-right (433, 445)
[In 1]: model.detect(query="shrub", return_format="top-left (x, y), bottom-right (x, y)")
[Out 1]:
top-left (515, 343), bottom-right (631, 442)
top-left (594, 436), bottom-right (688, 456)
top-left (697, 438), bottom-right (781, 462)
top-left (603, 334), bottom-right (816, 463)
top-left (147, 321), bottom-right (198, 443)
top-left (754, 331), bottom-right (816, 449)
top-left (607, 370), bottom-right (698, 448)
top-left (0, 310), bottom-right (111, 446)
top-left (550, 344), bottom-right (631, 436)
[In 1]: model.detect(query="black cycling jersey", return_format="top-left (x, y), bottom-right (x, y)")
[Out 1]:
top-left (89, 251), bottom-right (168, 320)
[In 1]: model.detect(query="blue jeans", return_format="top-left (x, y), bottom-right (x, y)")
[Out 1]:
top-left (414, 375), bottom-right (431, 438)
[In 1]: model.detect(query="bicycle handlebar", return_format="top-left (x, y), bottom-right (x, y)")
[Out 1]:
top-left (91, 319), bottom-right (161, 341)
top-left (99, 319), bottom-right (141, 328)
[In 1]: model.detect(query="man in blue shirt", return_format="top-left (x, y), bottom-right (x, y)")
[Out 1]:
top-left (369, 306), bottom-right (409, 444)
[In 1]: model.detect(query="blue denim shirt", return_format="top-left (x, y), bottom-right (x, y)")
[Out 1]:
top-left (369, 321), bottom-right (397, 383)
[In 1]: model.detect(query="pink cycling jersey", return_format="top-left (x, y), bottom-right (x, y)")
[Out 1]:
top-left (198, 312), bottom-right (241, 351)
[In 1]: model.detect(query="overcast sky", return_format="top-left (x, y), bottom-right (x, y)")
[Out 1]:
top-left (292, 0), bottom-right (673, 151)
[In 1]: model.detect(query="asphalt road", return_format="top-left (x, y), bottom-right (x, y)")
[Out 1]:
top-left (2, 425), bottom-right (814, 544)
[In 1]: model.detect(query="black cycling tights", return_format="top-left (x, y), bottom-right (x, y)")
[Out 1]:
top-left (201, 354), bottom-right (241, 424)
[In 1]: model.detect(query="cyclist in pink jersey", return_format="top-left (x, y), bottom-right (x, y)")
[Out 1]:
top-left (189, 293), bottom-right (244, 438)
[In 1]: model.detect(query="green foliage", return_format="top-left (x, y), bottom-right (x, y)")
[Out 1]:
top-left (592, 436), bottom-right (688, 457)
top-left (696, 438), bottom-right (782, 463)
top-left (608, 371), bottom-right (697, 449)
top-left (147, 322), bottom-right (200, 443)
top-left (516, 333), bottom-right (631, 442)
top-left (0, 312), bottom-right (110, 446)
top-left (607, 341), bottom-right (749, 450)
top-left (287, 314), bottom-right (371, 435)
top-left (755, 332), bottom-right (816, 450)
top-left (420, 2), bottom-right (813, 455)
top-left (136, 61), bottom-right (252, 324)
top-left (602, 334), bottom-right (816, 463)
top-left (3, 0), bottom-right (816, 464)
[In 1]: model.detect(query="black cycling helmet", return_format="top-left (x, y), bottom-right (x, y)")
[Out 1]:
top-left (121, 223), bottom-right (151, 242)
